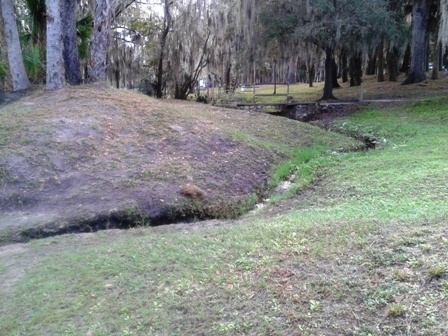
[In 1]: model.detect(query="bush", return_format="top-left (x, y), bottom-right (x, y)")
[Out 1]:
top-left (23, 44), bottom-right (44, 83)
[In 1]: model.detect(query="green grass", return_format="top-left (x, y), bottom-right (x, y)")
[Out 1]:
top-left (1, 98), bottom-right (448, 335)
top-left (218, 72), bottom-right (448, 104)
top-left (267, 145), bottom-right (329, 197)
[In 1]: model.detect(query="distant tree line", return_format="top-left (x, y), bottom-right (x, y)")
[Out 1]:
top-left (1, 0), bottom-right (448, 100)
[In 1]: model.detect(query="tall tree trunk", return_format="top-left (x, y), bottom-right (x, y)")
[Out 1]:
top-left (387, 46), bottom-right (399, 82)
top-left (224, 56), bottom-right (231, 91)
top-left (349, 52), bottom-right (363, 87)
top-left (403, 0), bottom-right (427, 85)
top-left (442, 47), bottom-right (448, 70)
top-left (287, 59), bottom-right (296, 84)
top-left (332, 58), bottom-right (340, 88)
top-left (377, 39), bottom-right (385, 82)
top-left (400, 44), bottom-right (411, 73)
top-left (431, 14), bottom-right (441, 80)
top-left (321, 47), bottom-right (336, 100)
top-left (61, 0), bottom-right (82, 84)
top-left (273, 59), bottom-right (277, 94)
top-left (155, 0), bottom-right (171, 98)
top-left (115, 68), bottom-right (120, 88)
top-left (366, 51), bottom-right (377, 75)
top-left (341, 48), bottom-right (348, 83)
top-left (307, 62), bottom-right (314, 87)
top-left (89, 0), bottom-right (114, 82)
top-left (0, 3), bottom-right (12, 92)
top-left (0, 0), bottom-right (30, 91)
top-left (431, 42), bottom-right (441, 80)
top-left (46, 0), bottom-right (65, 90)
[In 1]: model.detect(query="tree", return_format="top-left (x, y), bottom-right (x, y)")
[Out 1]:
top-left (440, 0), bottom-right (448, 47)
top-left (384, 0), bottom-right (410, 82)
top-left (292, 0), bottom-right (390, 99)
top-left (377, 39), bottom-right (385, 82)
top-left (429, 0), bottom-right (441, 80)
top-left (0, 0), bottom-right (31, 91)
top-left (403, 0), bottom-right (428, 84)
top-left (61, 0), bottom-right (82, 84)
top-left (0, 3), bottom-right (12, 91)
top-left (89, 0), bottom-right (116, 82)
top-left (154, 0), bottom-right (171, 98)
top-left (168, 0), bottom-right (212, 99)
top-left (46, 0), bottom-right (65, 90)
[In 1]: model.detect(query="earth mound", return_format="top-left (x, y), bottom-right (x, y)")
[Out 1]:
top-left (0, 86), bottom-right (361, 242)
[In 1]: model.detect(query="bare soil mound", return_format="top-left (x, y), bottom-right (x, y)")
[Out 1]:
top-left (0, 86), bottom-right (361, 243)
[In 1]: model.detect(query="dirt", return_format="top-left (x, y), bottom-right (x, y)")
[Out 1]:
top-left (0, 85), bottom-right (361, 244)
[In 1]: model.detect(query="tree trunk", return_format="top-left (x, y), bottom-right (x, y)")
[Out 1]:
top-left (0, 3), bottom-right (12, 92)
top-left (431, 16), bottom-right (441, 80)
top-left (349, 52), bottom-right (363, 87)
top-left (403, 0), bottom-right (427, 85)
top-left (442, 47), bottom-right (448, 70)
top-left (0, 0), bottom-right (30, 91)
top-left (114, 68), bottom-right (120, 88)
top-left (377, 39), bottom-right (385, 82)
top-left (400, 44), bottom-right (411, 73)
top-left (387, 46), bottom-right (399, 82)
top-left (61, 0), bottom-right (82, 85)
top-left (46, 0), bottom-right (65, 90)
top-left (332, 58), bottom-right (340, 88)
top-left (89, 0), bottom-right (113, 82)
top-left (366, 52), bottom-right (377, 75)
top-left (273, 59), bottom-right (277, 94)
top-left (341, 48), bottom-right (348, 83)
top-left (224, 58), bottom-right (231, 91)
top-left (306, 58), bottom-right (314, 87)
top-left (155, 0), bottom-right (171, 98)
top-left (287, 59), bottom-right (296, 84)
top-left (321, 47), bottom-right (336, 100)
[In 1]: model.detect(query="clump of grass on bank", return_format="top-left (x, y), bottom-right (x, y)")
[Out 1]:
top-left (1, 97), bottom-right (448, 335)
top-left (268, 145), bottom-right (329, 189)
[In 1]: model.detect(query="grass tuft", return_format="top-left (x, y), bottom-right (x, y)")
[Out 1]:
top-left (387, 304), bottom-right (406, 317)
top-left (428, 264), bottom-right (446, 279)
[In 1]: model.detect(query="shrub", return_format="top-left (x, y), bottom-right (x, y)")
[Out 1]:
top-left (23, 44), bottom-right (44, 83)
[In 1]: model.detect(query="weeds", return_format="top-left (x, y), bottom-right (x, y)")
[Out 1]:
top-left (428, 264), bottom-right (446, 279)
top-left (386, 304), bottom-right (406, 317)
top-left (392, 268), bottom-right (413, 282)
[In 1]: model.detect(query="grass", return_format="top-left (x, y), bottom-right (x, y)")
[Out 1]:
top-left (217, 71), bottom-right (448, 104)
top-left (1, 96), bottom-right (448, 335)
top-left (269, 146), bottom-right (329, 186)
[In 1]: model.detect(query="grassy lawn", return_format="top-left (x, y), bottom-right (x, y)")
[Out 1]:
top-left (218, 72), bottom-right (448, 104)
top-left (1, 97), bottom-right (448, 335)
